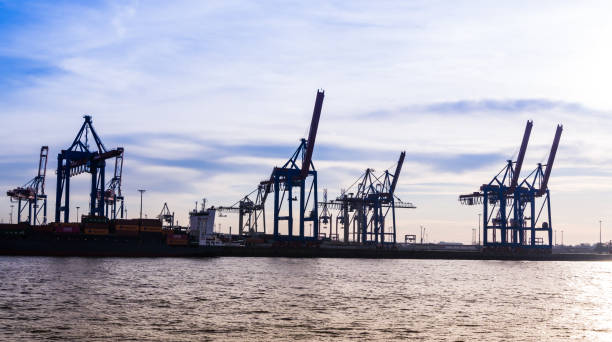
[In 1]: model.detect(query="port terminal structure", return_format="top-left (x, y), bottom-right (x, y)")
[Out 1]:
top-left (320, 151), bottom-right (415, 245)
top-left (6, 146), bottom-right (49, 226)
top-left (219, 90), bottom-right (324, 242)
top-left (55, 115), bottom-right (125, 223)
top-left (218, 90), bottom-right (416, 245)
top-left (459, 121), bottom-right (563, 250)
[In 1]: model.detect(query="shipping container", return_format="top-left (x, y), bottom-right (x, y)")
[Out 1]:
top-left (83, 227), bottom-right (109, 235)
top-left (54, 223), bottom-right (81, 234)
top-left (32, 224), bottom-right (54, 233)
top-left (166, 233), bottom-right (189, 246)
top-left (140, 225), bottom-right (163, 233)
top-left (0, 223), bottom-right (27, 237)
top-left (115, 224), bottom-right (139, 236)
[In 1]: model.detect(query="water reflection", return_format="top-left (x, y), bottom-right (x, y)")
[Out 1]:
top-left (0, 257), bottom-right (610, 341)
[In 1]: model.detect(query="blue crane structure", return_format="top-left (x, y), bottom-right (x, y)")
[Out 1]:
top-left (321, 152), bottom-right (415, 244)
top-left (459, 121), bottom-right (563, 249)
top-left (6, 146), bottom-right (49, 225)
top-left (319, 189), bottom-right (334, 239)
top-left (259, 89), bottom-right (324, 241)
top-left (104, 150), bottom-right (124, 219)
top-left (54, 115), bottom-right (124, 223)
top-left (218, 184), bottom-right (269, 236)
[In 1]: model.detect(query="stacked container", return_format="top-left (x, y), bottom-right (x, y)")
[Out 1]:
top-left (53, 222), bottom-right (81, 234)
top-left (82, 216), bottom-right (109, 235)
top-left (113, 219), bottom-right (140, 236)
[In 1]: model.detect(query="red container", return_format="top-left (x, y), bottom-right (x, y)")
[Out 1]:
top-left (55, 225), bottom-right (80, 234)
top-left (166, 234), bottom-right (188, 246)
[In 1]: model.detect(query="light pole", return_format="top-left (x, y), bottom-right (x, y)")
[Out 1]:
top-left (420, 225), bottom-right (423, 244)
top-left (309, 223), bottom-right (312, 237)
top-left (138, 189), bottom-right (146, 220)
top-left (76, 206), bottom-right (80, 222)
top-left (599, 220), bottom-right (602, 245)
top-left (478, 213), bottom-right (481, 245)
top-left (9, 205), bottom-right (14, 224)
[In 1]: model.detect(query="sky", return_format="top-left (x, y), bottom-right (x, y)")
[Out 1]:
top-left (1, 0), bottom-right (612, 244)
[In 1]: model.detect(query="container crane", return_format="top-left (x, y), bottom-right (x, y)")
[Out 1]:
top-left (354, 151), bottom-right (413, 244)
top-left (459, 121), bottom-right (562, 250)
top-left (6, 146), bottom-right (48, 225)
top-left (321, 151), bottom-right (415, 244)
top-left (55, 115), bottom-right (124, 222)
top-left (218, 184), bottom-right (268, 236)
top-left (158, 202), bottom-right (174, 228)
top-left (104, 148), bottom-right (124, 219)
top-left (259, 90), bottom-right (324, 241)
top-left (319, 189), bottom-right (333, 239)
top-left (459, 120), bottom-right (533, 246)
top-left (512, 124), bottom-right (563, 248)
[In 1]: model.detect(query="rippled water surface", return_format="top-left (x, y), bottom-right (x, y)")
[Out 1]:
top-left (1, 257), bottom-right (611, 341)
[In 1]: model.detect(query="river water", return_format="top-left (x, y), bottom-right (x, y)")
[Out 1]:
top-left (0, 257), bottom-right (610, 341)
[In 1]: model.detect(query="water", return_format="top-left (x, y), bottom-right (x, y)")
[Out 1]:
top-left (0, 257), bottom-right (611, 341)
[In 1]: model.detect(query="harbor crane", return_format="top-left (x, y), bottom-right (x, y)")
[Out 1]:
top-left (459, 121), bottom-right (562, 249)
top-left (218, 184), bottom-right (268, 235)
top-left (319, 189), bottom-right (334, 240)
top-left (55, 115), bottom-right (124, 222)
top-left (321, 151), bottom-right (415, 244)
top-left (6, 146), bottom-right (49, 225)
top-left (259, 89), bottom-right (324, 241)
top-left (512, 124), bottom-right (563, 248)
top-left (104, 150), bottom-right (124, 219)
top-left (158, 202), bottom-right (175, 227)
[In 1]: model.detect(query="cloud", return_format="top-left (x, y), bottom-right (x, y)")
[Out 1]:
top-left (2, 1), bottom-right (612, 243)
top-left (422, 99), bottom-right (589, 114)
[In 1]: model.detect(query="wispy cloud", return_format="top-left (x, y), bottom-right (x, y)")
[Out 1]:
top-left (1, 0), bottom-right (612, 243)
top-left (422, 99), bottom-right (589, 114)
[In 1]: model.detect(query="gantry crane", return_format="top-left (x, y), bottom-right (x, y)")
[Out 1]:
top-left (158, 202), bottom-right (175, 228)
top-left (55, 115), bottom-right (124, 222)
top-left (459, 121), bottom-right (562, 249)
top-left (319, 189), bottom-right (334, 239)
top-left (218, 184), bottom-right (268, 235)
top-left (321, 151), bottom-right (415, 244)
top-left (6, 146), bottom-right (49, 225)
top-left (512, 125), bottom-right (563, 248)
top-left (105, 148), bottom-right (124, 219)
top-left (258, 89), bottom-right (324, 241)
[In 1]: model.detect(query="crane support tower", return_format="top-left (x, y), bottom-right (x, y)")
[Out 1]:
top-left (259, 89), bottom-right (324, 242)
top-left (459, 121), bottom-right (562, 250)
top-left (54, 115), bottom-right (124, 223)
top-left (6, 146), bottom-right (49, 225)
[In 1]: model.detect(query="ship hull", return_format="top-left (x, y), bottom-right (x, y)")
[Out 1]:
top-left (1, 236), bottom-right (611, 261)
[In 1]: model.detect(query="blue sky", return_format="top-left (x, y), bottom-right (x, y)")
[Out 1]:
top-left (1, 0), bottom-right (612, 244)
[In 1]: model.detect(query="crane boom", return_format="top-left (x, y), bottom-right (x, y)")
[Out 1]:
top-left (300, 89), bottom-right (324, 179)
top-left (510, 120), bottom-right (533, 189)
top-left (37, 146), bottom-right (49, 195)
top-left (389, 151), bottom-right (406, 195)
top-left (538, 124), bottom-right (563, 196)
